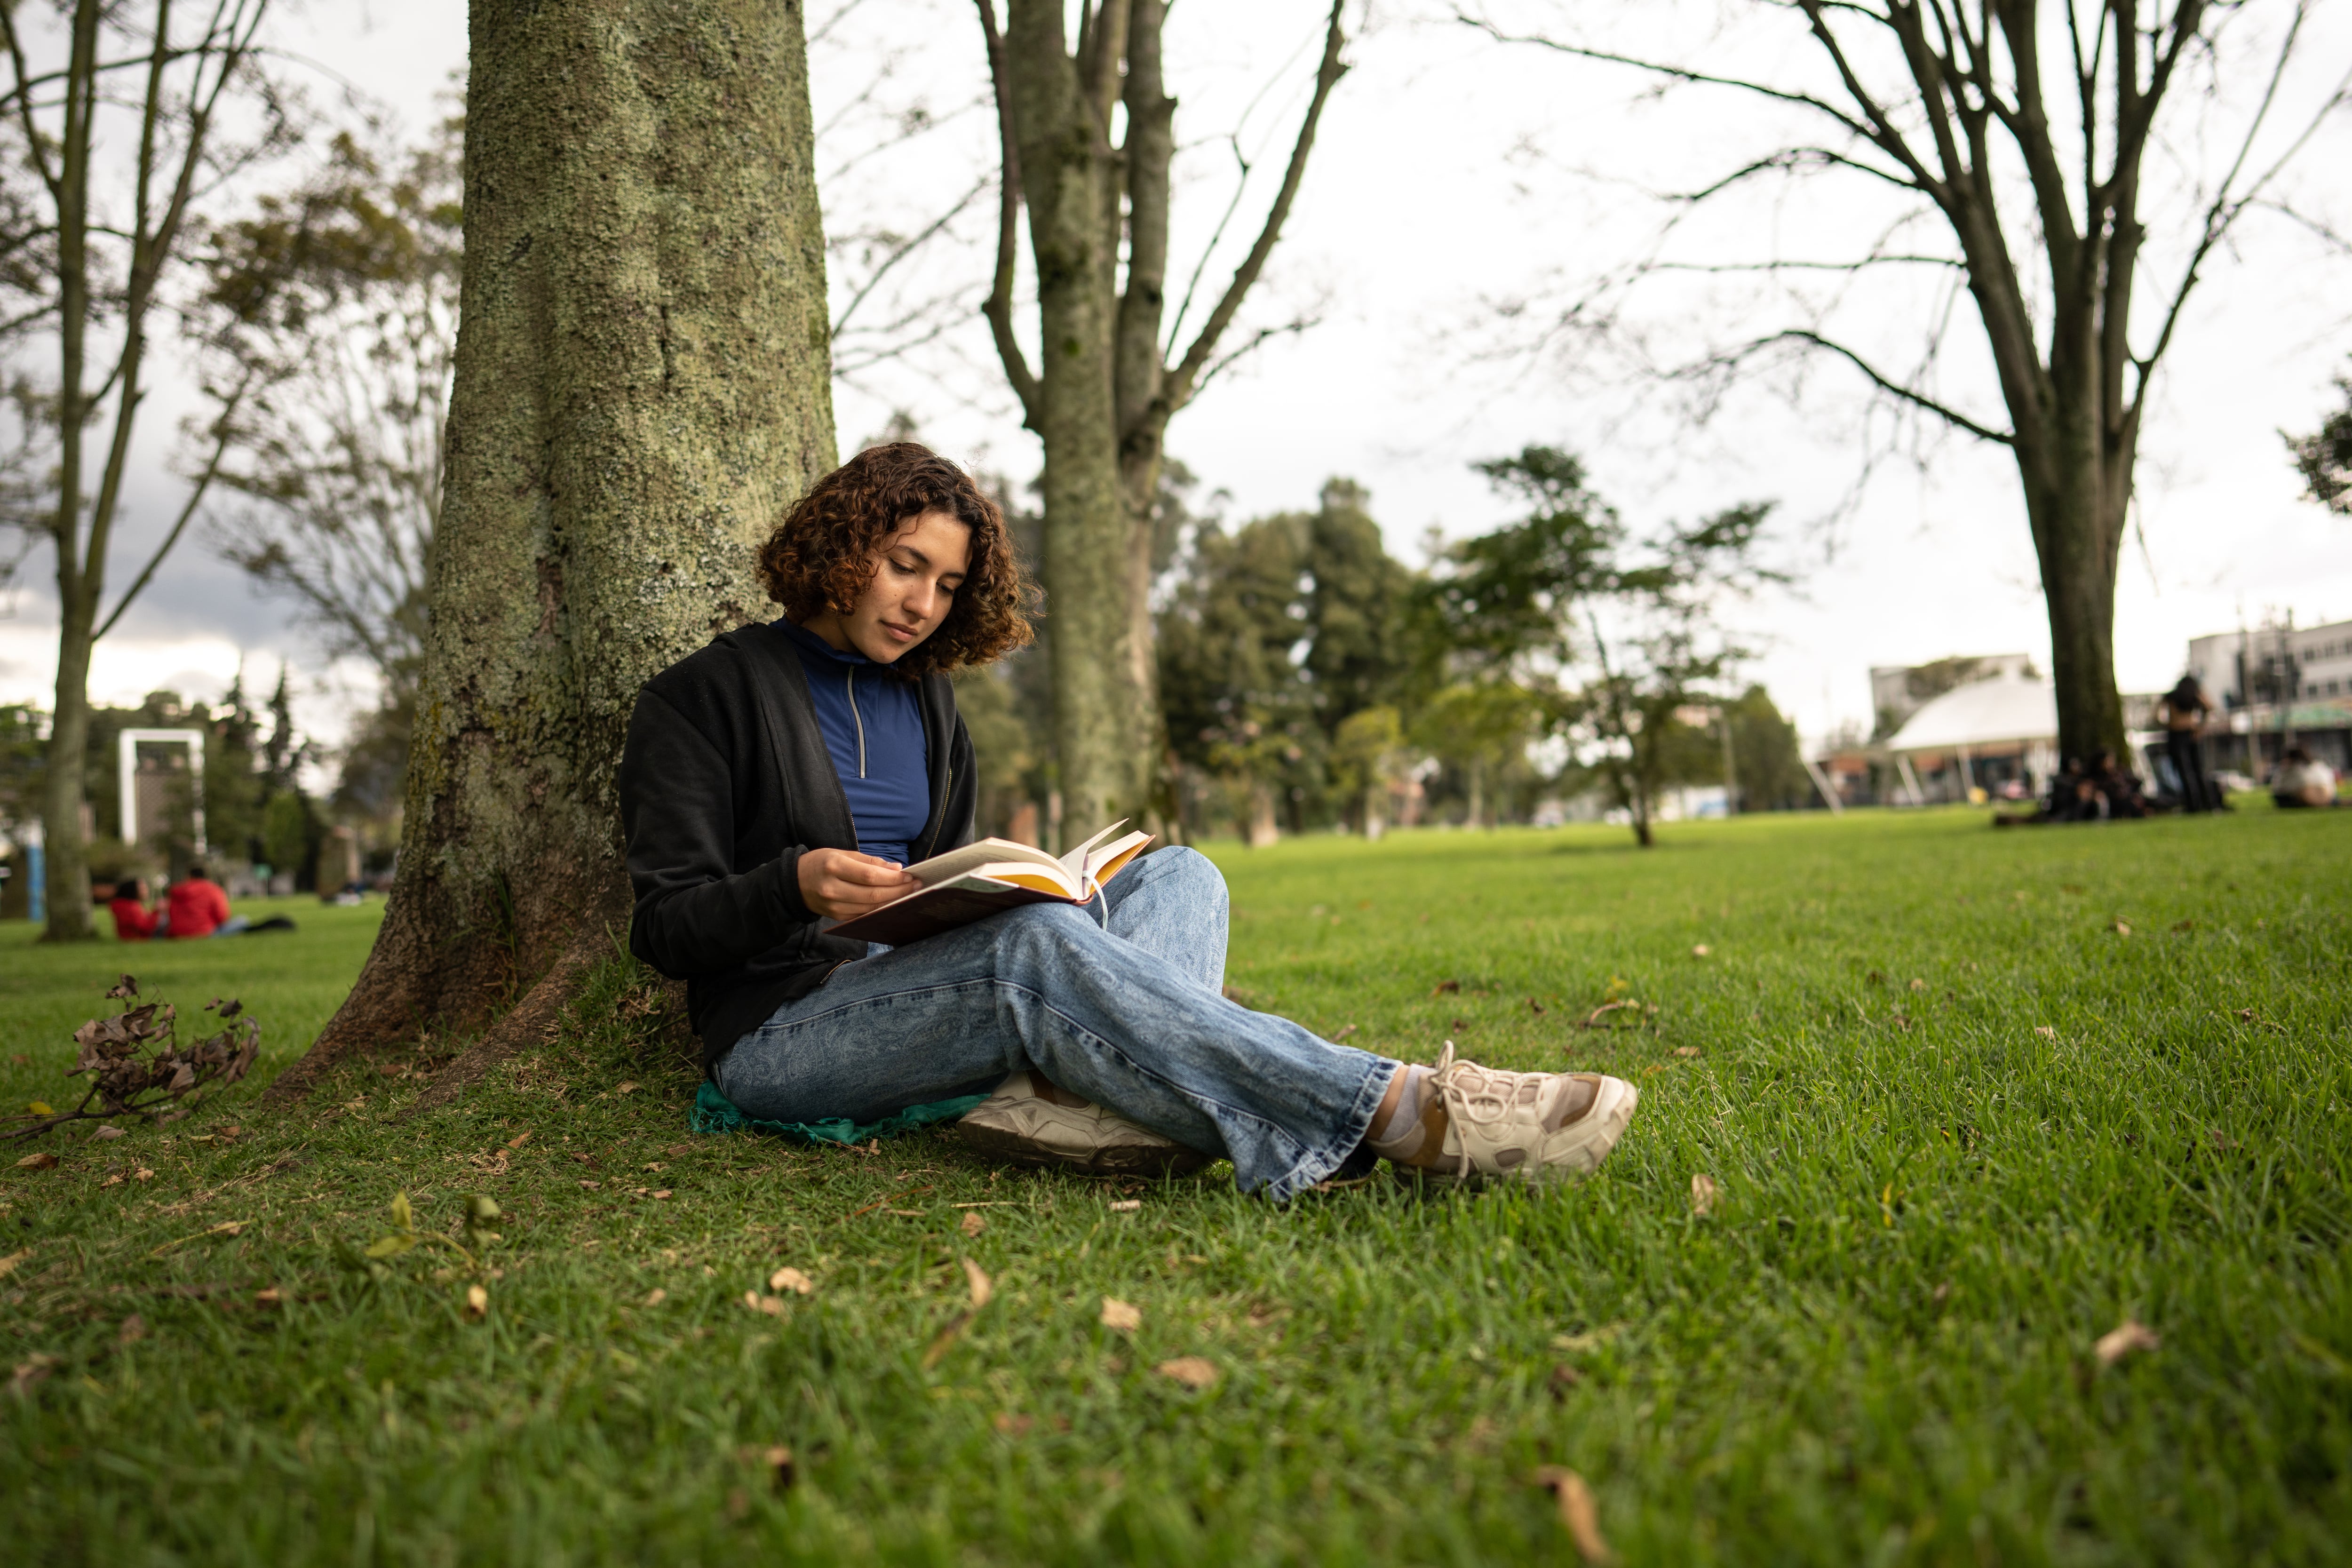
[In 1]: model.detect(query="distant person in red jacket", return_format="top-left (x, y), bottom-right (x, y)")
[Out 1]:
top-left (108, 876), bottom-right (159, 940)
top-left (166, 864), bottom-right (243, 939)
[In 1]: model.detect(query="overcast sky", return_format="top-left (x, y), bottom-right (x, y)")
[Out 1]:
top-left (2, 0), bottom-right (2347, 759)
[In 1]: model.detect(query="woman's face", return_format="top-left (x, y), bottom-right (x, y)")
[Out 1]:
top-left (806, 508), bottom-right (972, 664)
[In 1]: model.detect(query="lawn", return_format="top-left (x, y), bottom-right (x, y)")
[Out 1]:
top-left (3, 807), bottom-right (2349, 1565)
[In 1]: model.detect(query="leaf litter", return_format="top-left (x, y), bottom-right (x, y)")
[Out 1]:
top-left (1532, 1466), bottom-right (1614, 1564)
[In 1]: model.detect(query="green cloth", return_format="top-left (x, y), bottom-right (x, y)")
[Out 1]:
top-left (690, 1080), bottom-right (986, 1147)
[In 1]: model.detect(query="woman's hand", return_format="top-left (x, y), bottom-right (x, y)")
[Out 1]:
top-left (797, 848), bottom-right (920, 921)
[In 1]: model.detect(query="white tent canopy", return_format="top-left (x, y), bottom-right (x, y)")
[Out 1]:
top-left (1884, 674), bottom-right (2058, 752)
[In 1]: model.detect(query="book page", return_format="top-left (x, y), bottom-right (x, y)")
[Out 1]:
top-left (1055, 820), bottom-right (1128, 878)
top-left (1083, 830), bottom-right (1154, 886)
top-left (903, 836), bottom-right (1065, 887)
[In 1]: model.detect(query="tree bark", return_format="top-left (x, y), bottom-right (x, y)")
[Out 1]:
top-left (266, 0), bottom-right (835, 1108)
top-left (999, 0), bottom-right (1133, 835)
top-left (980, 0), bottom-right (1347, 834)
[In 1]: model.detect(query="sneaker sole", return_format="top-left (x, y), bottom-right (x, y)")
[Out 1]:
top-left (1392, 1076), bottom-right (1640, 1188)
top-left (957, 1119), bottom-right (1216, 1178)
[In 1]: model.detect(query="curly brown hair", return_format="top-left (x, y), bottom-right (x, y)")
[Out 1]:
top-left (757, 442), bottom-right (1034, 674)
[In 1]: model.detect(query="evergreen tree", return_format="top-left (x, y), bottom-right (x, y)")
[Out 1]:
top-left (1303, 479), bottom-right (1416, 741)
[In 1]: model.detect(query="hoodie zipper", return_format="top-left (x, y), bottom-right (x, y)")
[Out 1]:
top-left (844, 670), bottom-right (867, 778)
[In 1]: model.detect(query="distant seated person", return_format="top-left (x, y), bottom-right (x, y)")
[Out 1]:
top-left (2272, 746), bottom-right (2340, 809)
top-left (107, 876), bottom-right (159, 941)
top-left (160, 865), bottom-right (297, 937)
top-left (2042, 757), bottom-right (2105, 822)
top-left (166, 863), bottom-right (241, 938)
top-left (2089, 750), bottom-right (2148, 819)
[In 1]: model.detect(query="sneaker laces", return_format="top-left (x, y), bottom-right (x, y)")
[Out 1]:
top-left (1429, 1040), bottom-right (1533, 1179)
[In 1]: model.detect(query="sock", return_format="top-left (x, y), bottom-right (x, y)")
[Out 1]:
top-left (1365, 1064), bottom-right (1445, 1165)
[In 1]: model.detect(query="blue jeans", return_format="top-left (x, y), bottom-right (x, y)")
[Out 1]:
top-left (714, 846), bottom-right (1398, 1201)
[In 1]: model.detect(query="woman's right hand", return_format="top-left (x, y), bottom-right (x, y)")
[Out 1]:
top-left (797, 847), bottom-right (920, 921)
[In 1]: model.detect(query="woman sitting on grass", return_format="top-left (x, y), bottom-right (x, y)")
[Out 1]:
top-left (618, 442), bottom-right (1639, 1197)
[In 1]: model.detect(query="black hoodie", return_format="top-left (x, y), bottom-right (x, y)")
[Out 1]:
top-left (618, 619), bottom-right (977, 1071)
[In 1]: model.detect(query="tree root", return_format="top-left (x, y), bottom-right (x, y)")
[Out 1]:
top-left (401, 925), bottom-right (611, 1118)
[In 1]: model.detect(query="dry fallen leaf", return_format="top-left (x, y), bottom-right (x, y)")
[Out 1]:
top-left (464, 1284), bottom-right (489, 1321)
top-left (1100, 1297), bottom-right (1142, 1332)
top-left (769, 1266), bottom-right (814, 1296)
top-left (963, 1258), bottom-right (993, 1309)
top-left (118, 1314), bottom-right (147, 1345)
top-left (1108, 1199), bottom-right (1142, 1213)
top-left (24, 1100), bottom-right (53, 1117)
top-left (1524, 1467), bottom-right (1618, 1561)
top-left (743, 1291), bottom-right (787, 1316)
top-left (2095, 1318), bottom-right (2160, 1367)
top-left (14, 1152), bottom-right (58, 1171)
top-left (2035, 1026), bottom-right (2057, 1039)
top-left (10, 1354), bottom-right (57, 1398)
top-left (254, 1288), bottom-right (284, 1307)
top-left (134, 1167), bottom-right (155, 1181)
top-left (1156, 1356), bottom-right (1219, 1389)
top-left (1673, 1045), bottom-right (1702, 1059)
top-left (90, 1125), bottom-right (125, 1141)
top-left (650, 1189), bottom-right (673, 1200)
top-left (1533, 1467), bottom-right (1614, 1564)
top-left (1908, 977), bottom-right (1926, 992)
top-left (992, 1411), bottom-right (1035, 1437)
top-left (617, 1082), bottom-right (640, 1094)
top-left (644, 1288), bottom-right (667, 1307)
top-left (1431, 978), bottom-right (1461, 995)
top-left (921, 1314), bottom-right (973, 1369)
top-left (0, 1248), bottom-right (29, 1281)
top-left (1690, 1172), bottom-right (1719, 1218)
top-left (1691, 944), bottom-right (1710, 958)
top-left (2111, 920), bottom-right (2132, 937)
top-left (506, 1130), bottom-right (532, 1149)
top-left (960, 1211), bottom-right (985, 1238)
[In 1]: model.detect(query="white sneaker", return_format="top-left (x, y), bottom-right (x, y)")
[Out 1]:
top-left (1399, 1043), bottom-right (1638, 1185)
top-left (957, 1071), bottom-right (1214, 1177)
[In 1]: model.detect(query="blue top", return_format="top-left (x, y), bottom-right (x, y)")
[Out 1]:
top-left (777, 617), bottom-right (930, 865)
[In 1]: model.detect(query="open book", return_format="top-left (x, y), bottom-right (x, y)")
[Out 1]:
top-left (824, 820), bottom-right (1155, 946)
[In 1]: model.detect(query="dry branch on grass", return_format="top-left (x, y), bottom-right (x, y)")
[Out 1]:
top-left (3, 977), bottom-right (257, 1142)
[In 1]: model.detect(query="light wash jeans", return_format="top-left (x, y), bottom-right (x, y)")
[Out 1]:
top-left (714, 846), bottom-right (1398, 1201)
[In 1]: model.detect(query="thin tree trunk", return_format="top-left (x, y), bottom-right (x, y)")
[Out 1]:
top-left (37, 0), bottom-right (102, 942)
top-left (267, 0), bottom-right (835, 1108)
top-left (980, 0), bottom-right (1347, 836)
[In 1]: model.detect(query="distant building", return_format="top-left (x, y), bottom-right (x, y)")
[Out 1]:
top-left (2179, 618), bottom-right (2352, 778)
top-left (1869, 653), bottom-right (2038, 740)
top-left (2186, 617), bottom-right (2352, 706)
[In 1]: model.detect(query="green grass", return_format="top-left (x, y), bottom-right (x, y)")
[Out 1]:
top-left (3, 809), bottom-right (2349, 1565)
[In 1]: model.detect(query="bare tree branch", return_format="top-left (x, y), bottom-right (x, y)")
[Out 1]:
top-left (2131, 21), bottom-right (2351, 414)
top-left (974, 0), bottom-right (1039, 430)
top-left (93, 367), bottom-right (249, 641)
top-left (1159, 0), bottom-right (1347, 425)
top-left (1744, 327), bottom-right (2012, 445)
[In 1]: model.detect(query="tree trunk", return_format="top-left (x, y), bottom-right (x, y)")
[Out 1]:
top-left (998, 3), bottom-right (1140, 836)
top-left (2018, 366), bottom-right (2134, 764)
top-left (38, 623), bottom-right (95, 940)
top-left (265, 0), bottom-right (835, 1108)
top-left (981, 0), bottom-right (1346, 837)
top-left (1245, 781), bottom-right (1279, 848)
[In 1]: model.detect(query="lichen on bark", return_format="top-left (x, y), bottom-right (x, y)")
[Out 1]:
top-left (268, 0), bottom-right (835, 1107)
